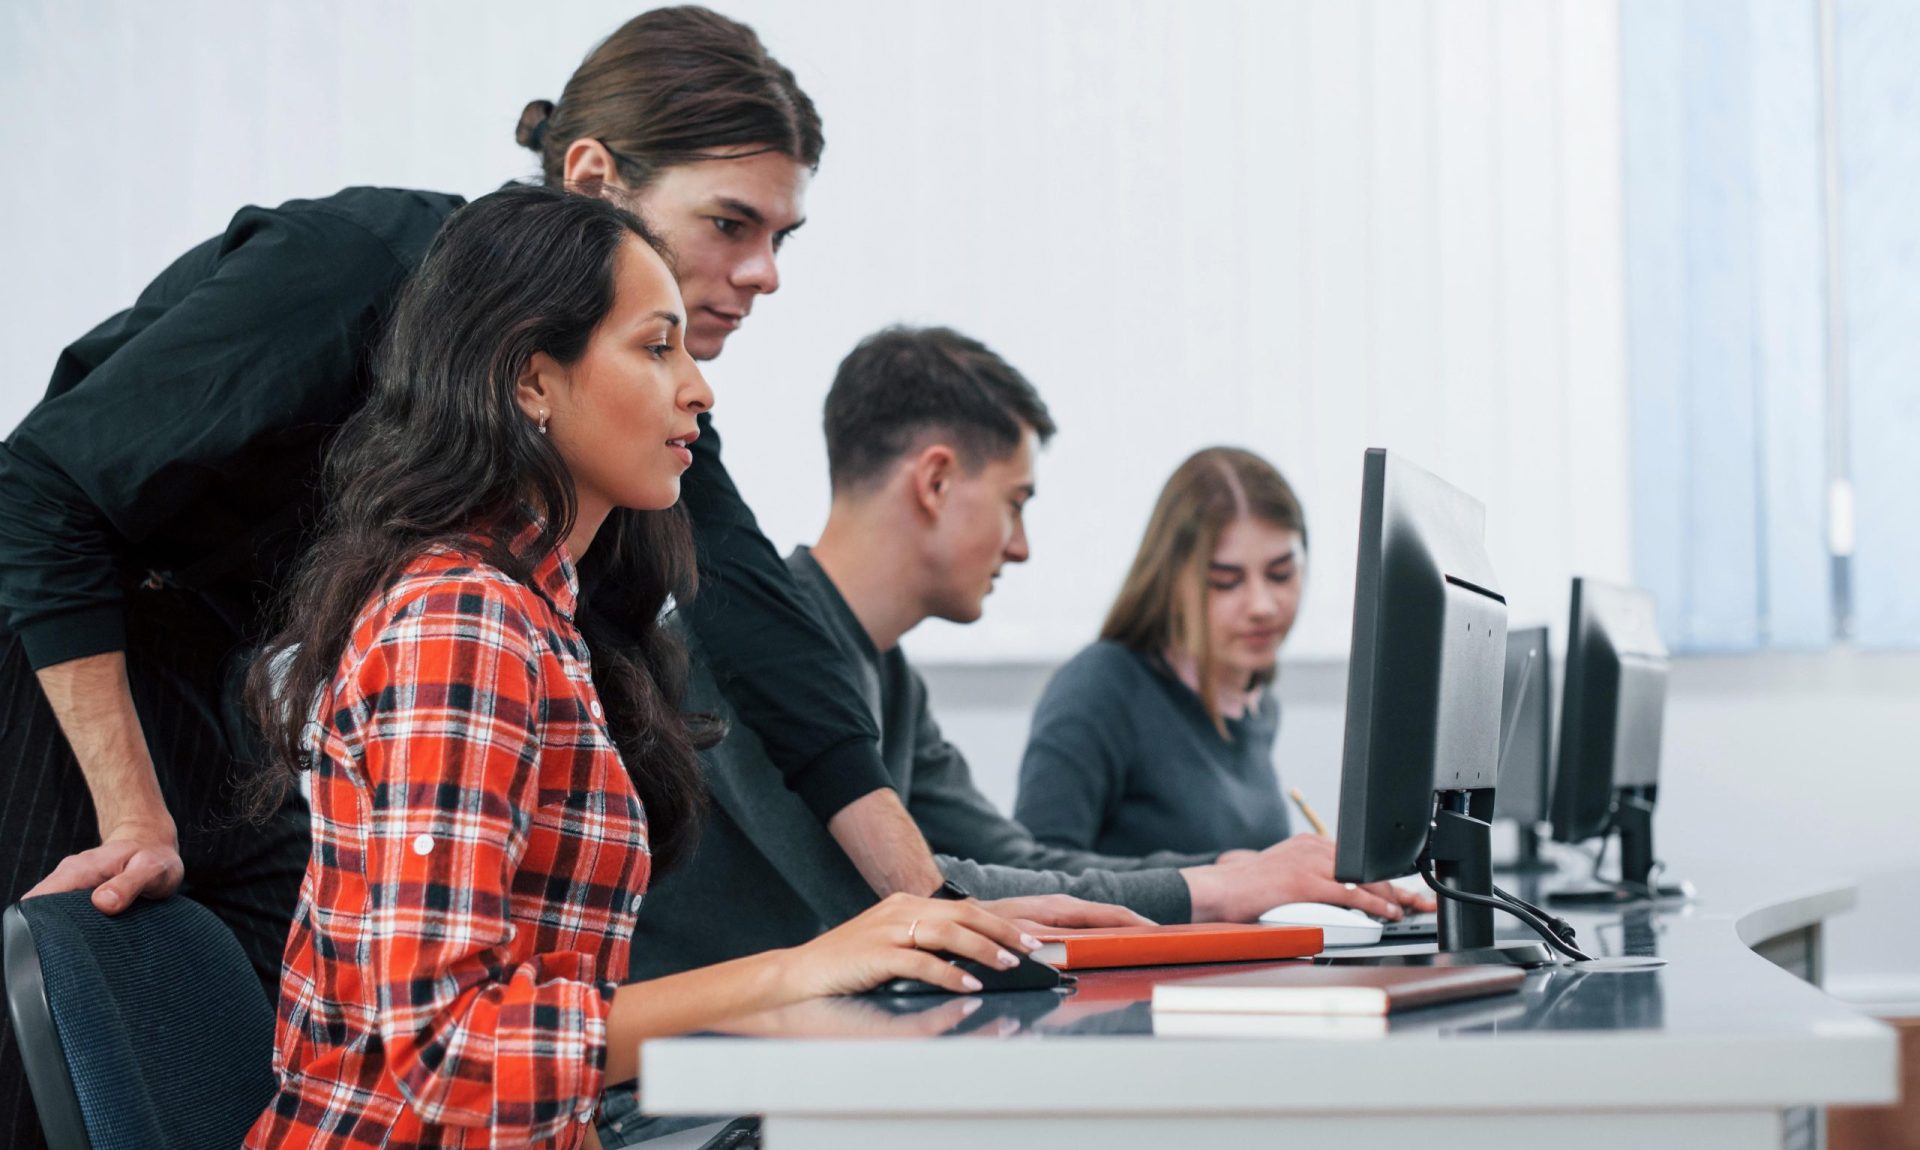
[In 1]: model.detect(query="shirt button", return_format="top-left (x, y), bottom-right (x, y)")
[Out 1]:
top-left (630, 893), bottom-right (644, 913)
top-left (590, 700), bottom-right (604, 719)
top-left (412, 834), bottom-right (434, 856)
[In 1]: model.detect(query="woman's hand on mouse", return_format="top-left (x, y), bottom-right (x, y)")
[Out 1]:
top-left (775, 892), bottom-right (1043, 999)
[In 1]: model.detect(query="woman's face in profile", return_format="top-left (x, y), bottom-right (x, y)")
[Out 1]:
top-left (1202, 515), bottom-right (1305, 688)
top-left (539, 235), bottom-right (715, 520)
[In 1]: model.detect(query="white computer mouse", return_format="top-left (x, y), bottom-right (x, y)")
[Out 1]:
top-left (1257, 902), bottom-right (1383, 947)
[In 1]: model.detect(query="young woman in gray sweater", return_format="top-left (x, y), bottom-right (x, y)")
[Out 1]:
top-left (1015, 448), bottom-right (1308, 857)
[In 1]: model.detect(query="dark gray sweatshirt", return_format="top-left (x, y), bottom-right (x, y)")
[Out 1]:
top-left (1014, 640), bottom-right (1292, 857)
top-left (629, 550), bottom-right (1214, 980)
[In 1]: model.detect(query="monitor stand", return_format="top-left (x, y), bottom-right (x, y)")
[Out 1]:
top-left (1493, 821), bottom-right (1557, 875)
top-left (1547, 793), bottom-right (1690, 905)
top-left (1615, 795), bottom-right (1691, 899)
top-left (1326, 797), bottom-right (1555, 969)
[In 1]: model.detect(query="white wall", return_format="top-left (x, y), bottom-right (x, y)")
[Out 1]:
top-left (0, 0), bottom-right (1630, 665)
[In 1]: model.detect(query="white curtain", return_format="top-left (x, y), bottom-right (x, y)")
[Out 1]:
top-left (1835, 0), bottom-right (1920, 648)
top-left (1622, 0), bottom-right (1920, 652)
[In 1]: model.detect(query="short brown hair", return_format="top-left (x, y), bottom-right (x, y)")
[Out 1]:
top-left (823, 326), bottom-right (1055, 492)
top-left (516, 6), bottom-right (824, 191)
top-left (1101, 447), bottom-right (1307, 734)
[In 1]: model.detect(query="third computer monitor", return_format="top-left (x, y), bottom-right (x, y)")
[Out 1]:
top-left (1548, 576), bottom-right (1684, 899)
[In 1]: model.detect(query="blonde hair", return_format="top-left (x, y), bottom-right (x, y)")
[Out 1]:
top-left (1101, 447), bottom-right (1307, 735)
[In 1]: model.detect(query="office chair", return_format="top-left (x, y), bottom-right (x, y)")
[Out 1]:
top-left (4, 890), bottom-right (276, 1150)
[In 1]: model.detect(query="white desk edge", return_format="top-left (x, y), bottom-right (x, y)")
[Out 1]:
top-left (640, 875), bottom-right (1899, 1117)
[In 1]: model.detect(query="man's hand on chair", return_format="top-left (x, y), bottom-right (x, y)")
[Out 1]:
top-left (26, 815), bottom-right (184, 914)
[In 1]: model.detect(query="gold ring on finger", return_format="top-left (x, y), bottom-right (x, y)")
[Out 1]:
top-left (906, 918), bottom-right (921, 949)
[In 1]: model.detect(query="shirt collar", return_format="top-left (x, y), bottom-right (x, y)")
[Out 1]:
top-left (501, 508), bottom-right (580, 620)
top-left (787, 546), bottom-right (879, 661)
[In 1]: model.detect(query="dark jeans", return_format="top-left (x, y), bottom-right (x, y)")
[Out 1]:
top-left (0, 593), bottom-right (308, 1149)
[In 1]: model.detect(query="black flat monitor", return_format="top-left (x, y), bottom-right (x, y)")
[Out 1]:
top-left (1548, 577), bottom-right (1686, 901)
top-left (1332, 449), bottom-right (1552, 966)
top-left (1492, 625), bottom-right (1555, 873)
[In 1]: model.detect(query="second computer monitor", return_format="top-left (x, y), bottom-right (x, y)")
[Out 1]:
top-left (1493, 625), bottom-right (1554, 871)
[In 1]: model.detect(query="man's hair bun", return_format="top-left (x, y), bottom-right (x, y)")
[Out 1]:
top-left (516, 99), bottom-right (556, 152)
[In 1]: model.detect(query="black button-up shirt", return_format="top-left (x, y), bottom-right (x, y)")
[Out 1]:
top-left (0, 185), bottom-right (886, 820)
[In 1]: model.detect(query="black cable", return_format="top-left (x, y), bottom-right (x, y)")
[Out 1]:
top-left (1491, 882), bottom-right (1581, 949)
top-left (1583, 836), bottom-right (1680, 900)
top-left (1618, 858), bottom-right (1673, 900)
top-left (1584, 834), bottom-right (1662, 899)
top-left (1588, 836), bottom-right (1609, 883)
top-left (1418, 857), bottom-right (1593, 962)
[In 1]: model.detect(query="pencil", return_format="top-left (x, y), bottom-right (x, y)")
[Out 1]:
top-left (1288, 787), bottom-right (1330, 837)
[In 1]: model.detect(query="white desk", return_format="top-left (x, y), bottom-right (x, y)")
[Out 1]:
top-left (640, 867), bottom-right (1898, 1149)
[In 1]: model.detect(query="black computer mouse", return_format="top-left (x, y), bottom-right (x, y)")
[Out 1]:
top-left (863, 949), bottom-right (1066, 996)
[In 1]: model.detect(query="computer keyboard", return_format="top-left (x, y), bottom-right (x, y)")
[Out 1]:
top-left (1375, 912), bottom-right (1438, 941)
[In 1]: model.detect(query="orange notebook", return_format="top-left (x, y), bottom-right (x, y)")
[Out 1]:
top-left (1030, 923), bottom-right (1323, 970)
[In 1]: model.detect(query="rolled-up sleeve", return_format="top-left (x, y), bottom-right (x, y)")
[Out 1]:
top-left (355, 576), bottom-right (607, 1140)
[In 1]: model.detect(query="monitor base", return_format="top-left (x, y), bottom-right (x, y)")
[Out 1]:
top-left (1546, 879), bottom-right (1692, 906)
top-left (1319, 941), bottom-right (1558, 969)
top-left (1492, 857), bottom-right (1559, 876)
top-left (1626, 878), bottom-right (1693, 902)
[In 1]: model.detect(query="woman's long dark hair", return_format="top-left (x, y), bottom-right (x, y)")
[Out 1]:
top-left (246, 184), bottom-right (712, 871)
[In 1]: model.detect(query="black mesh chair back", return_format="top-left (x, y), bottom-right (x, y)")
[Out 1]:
top-left (3, 891), bottom-right (276, 1150)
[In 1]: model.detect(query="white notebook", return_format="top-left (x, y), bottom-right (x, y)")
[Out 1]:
top-left (1150, 963), bottom-right (1525, 1017)
top-left (1152, 1011), bottom-right (1387, 1039)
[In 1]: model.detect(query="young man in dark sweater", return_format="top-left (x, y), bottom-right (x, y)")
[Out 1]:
top-left (631, 326), bottom-right (1432, 980)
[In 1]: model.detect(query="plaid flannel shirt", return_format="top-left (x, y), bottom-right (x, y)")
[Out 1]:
top-left (247, 528), bottom-right (650, 1149)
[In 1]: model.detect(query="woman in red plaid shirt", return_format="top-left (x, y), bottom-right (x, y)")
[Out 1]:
top-left (238, 187), bottom-right (1038, 1149)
